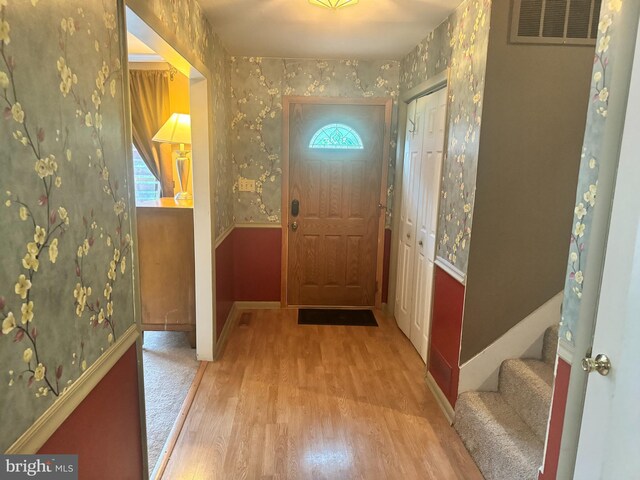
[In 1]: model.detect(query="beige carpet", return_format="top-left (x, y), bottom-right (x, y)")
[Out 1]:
top-left (142, 331), bottom-right (199, 476)
top-left (454, 325), bottom-right (558, 480)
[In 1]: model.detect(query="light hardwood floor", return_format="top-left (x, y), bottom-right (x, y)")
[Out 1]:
top-left (162, 309), bottom-right (482, 480)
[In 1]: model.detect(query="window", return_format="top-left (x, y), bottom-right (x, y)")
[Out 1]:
top-left (132, 145), bottom-right (161, 203)
top-left (309, 123), bottom-right (364, 150)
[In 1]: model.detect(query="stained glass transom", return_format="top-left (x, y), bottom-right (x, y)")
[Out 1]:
top-left (309, 123), bottom-right (364, 150)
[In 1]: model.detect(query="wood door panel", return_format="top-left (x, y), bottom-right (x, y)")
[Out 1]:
top-left (288, 102), bottom-right (385, 306)
top-left (346, 235), bottom-right (364, 286)
top-left (325, 164), bottom-right (343, 218)
top-left (301, 234), bottom-right (320, 287)
top-left (347, 161), bottom-right (366, 219)
top-left (324, 234), bottom-right (345, 286)
top-left (302, 161), bottom-right (322, 218)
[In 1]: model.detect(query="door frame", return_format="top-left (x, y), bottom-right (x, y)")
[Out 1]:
top-left (125, 1), bottom-right (217, 362)
top-left (389, 69), bottom-right (450, 318)
top-left (554, 8), bottom-right (640, 477)
top-left (281, 96), bottom-right (393, 309)
top-left (573, 18), bottom-right (640, 473)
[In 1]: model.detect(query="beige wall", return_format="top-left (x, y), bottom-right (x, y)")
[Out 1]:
top-left (460, 0), bottom-right (594, 362)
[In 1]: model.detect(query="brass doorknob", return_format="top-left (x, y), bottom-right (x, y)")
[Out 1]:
top-left (291, 221), bottom-right (298, 231)
top-left (581, 353), bottom-right (611, 376)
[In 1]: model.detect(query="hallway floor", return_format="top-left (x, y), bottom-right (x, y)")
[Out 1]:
top-left (162, 308), bottom-right (482, 479)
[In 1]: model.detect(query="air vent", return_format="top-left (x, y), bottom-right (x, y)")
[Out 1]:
top-left (511, 0), bottom-right (601, 45)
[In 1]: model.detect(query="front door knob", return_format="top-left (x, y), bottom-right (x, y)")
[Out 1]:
top-left (291, 221), bottom-right (298, 232)
top-left (581, 353), bottom-right (611, 376)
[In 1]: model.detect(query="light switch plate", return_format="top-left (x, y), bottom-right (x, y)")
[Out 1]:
top-left (238, 177), bottom-right (256, 192)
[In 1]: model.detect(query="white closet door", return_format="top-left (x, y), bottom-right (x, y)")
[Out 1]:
top-left (395, 98), bottom-right (425, 336)
top-left (410, 87), bottom-right (448, 362)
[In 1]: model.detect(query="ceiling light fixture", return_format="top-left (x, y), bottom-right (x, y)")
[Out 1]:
top-left (308, 0), bottom-right (359, 10)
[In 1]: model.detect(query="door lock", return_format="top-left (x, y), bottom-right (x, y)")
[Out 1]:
top-left (581, 353), bottom-right (611, 376)
top-left (291, 221), bottom-right (298, 232)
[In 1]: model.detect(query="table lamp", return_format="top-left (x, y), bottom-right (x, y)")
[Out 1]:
top-left (152, 113), bottom-right (192, 202)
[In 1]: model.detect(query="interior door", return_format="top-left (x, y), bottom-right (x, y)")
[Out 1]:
top-left (287, 103), bottom-right (386, 306)
top-left (410, 87), bottom-right (447, 361)
top-left (395, 98), bottom-right (425, 336)
top-left (573, 26), bottom-right (640, 478)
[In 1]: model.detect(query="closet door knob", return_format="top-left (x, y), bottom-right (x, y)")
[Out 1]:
top-left (419, 240), bottom-right (423, 247)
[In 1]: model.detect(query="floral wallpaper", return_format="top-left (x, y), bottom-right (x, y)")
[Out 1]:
top-left (144, 0), bottom-right (233, 238)
top-left (146, 0), bottom-right (211, 68)
top-left (559, 0), bottom-right (629, 346)
top-left (211, 39), bottom-right (233, 238)
top-left (0, 1), bottom-right (135, 451)
top-left (400, 0), bottom-right (491, 274)
top-left (229, 57), bottom-right (400, 226)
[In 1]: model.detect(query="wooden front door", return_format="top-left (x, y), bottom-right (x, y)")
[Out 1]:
top-left (286, 101), bottom-right (388, 306)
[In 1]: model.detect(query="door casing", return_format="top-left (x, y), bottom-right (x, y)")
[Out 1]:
top-left (281, 96), bottom-right (393, 308)
top-left (388, 70), bottom-right (450, 318)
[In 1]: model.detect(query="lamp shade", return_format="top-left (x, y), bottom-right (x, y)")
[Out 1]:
top-left (152, 113), bottom-right (191, 145)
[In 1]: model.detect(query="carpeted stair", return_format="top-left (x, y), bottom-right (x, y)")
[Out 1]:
top-left (454, 325), bottom-right (558, 480)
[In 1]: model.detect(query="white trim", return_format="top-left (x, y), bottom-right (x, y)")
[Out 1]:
top-left (190, 76), bottom-right (215, 362)
top-left (214, 224), bottom-right (234, 249)
top-left (214, 302), bottom-right (282, 358)
top-left (128, 55), bottom-right (165, 63)
top-left (5, 325), bottom-right (139, 454)
top-left (124, 7), bottom-right (191, 77)
top-left (458, 292), bottom-right (562, 394)
top-left (215, 303), bottom-right (238, 359)
top-left (234, 223), bottom-right (282, 229)
top-left (401, 70), bottom-right (449, 103)
top-left (125, 5), bottom-right (216, 363)
top-left (557, 338), bottom-right (575, 364)
top-left (425, 371), bottom-right (455, 424)
top-left (234, 301), bottom-right (281, 310)
top-left (434, 256), bottom-right (466, 285)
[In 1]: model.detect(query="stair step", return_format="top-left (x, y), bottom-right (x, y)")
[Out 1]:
top-left (542, 324), bottom-right (559, 365)
top-left (500, 359), bottom-right (553, 442)
top-left (454, 392), bottom-right (544, 480)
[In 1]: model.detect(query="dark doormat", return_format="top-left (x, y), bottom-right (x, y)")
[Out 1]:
top-left (298, 309), bottom-right (378, 327)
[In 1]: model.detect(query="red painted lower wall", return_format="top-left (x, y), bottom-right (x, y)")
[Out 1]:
top-left (539, 358), bottom-right (572, 480)
top-left (39, 345), bottom-right (143, 480)
top-left (429, 265), bottom-right (465, 407)
top-left (232, 227), bottom-right (282, 302)
top-left (215, 231), bottom-right (235, 338)
top-left (215, 226), bottom-right (388, 335)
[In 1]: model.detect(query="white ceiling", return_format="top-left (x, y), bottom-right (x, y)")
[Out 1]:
top-left (127, 31), bottom-right (165, 62)
top-left (200, 0), bottom-right (462, 60)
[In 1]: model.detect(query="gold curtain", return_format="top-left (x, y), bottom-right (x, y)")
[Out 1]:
top-left (129, 70), bottom-right (174, 196)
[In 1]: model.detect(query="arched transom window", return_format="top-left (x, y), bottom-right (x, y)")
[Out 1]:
top-left (309, 123), bottom-right (364, 150)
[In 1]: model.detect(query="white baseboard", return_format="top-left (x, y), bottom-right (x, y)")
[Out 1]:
top-left (458, 291), bottom-right (563, 394)
top-left (214, 224), bottom-right (234, 249)
top-left (215, 303), bottom-right (239, 359)
top-left (557, 338), bottom-right (575, 364)
top-left (425, 371), bottom-right (455, 424)
top-left (6, 324), bottom-right (139, 454)
top-left (214, 301), bottom-right (282, 359)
